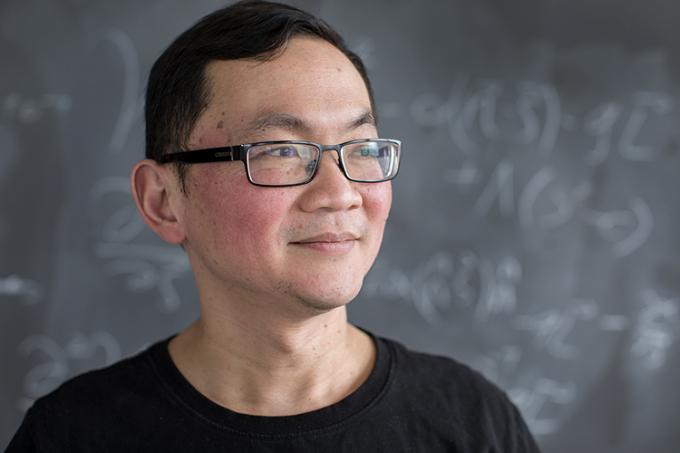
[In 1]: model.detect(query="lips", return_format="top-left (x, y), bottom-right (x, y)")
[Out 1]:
top-left (293, 232), bottom-right (358, 244)
top-left (290, 232), bottom-right (358, 254)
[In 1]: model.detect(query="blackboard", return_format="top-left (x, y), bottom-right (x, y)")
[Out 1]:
top-left (2, 1), bottom-right (680, 451)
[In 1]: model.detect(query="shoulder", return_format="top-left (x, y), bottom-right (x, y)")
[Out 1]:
top-left (376, 335), bottom-right (540, 451)
top-left (18, 338), bottom-right (168, 449)
top-left (380, 335), bottom-right (502, 398)
top-left (34, 340), bottom-right (161, 412)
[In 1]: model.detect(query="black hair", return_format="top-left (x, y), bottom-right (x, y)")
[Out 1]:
top-left (145, 0), bottom-right (375, 191)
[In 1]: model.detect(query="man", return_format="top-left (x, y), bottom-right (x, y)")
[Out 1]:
top-left (8, 1), bottom-right (540, 451)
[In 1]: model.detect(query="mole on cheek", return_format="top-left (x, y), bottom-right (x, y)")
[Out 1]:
top-left (217, 120), bottom-right (225, 129)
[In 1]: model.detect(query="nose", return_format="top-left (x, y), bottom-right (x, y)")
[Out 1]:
top-left (298, 150), bottom-right (363, 213)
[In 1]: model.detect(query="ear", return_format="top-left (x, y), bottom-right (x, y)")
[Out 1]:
top-left (130, 159), bottom-right (186, 245)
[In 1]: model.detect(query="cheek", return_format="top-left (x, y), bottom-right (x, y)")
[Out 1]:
top-left (363, 182), bottom-right (393, 226)
top-left (186, 167), bottom-right (292, 257)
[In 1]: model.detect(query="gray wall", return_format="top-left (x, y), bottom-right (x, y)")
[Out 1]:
top-left (2, 1), bottom-right (680, 451)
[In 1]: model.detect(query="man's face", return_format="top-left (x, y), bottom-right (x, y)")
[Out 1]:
top-left (178, 37), bottom-right (392, 315)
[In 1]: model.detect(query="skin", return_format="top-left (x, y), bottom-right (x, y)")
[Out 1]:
top-left (131, 37), bottom-right (392, 416)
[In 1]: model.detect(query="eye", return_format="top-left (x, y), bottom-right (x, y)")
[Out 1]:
top-left (269, 146), bottom-right (300, 158)
top-left (357, 145), bottom-right (379, 157)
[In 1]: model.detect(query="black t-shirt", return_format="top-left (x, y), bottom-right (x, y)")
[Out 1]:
top-left (7, 332), bottom-right (541, 452)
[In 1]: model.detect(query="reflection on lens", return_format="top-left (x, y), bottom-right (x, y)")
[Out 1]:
top-left (248, 144), bottom-right (319, 185)
top-left (343, 141), bottom-right (398, 182)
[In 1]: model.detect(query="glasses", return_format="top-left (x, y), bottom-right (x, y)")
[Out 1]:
top-left (158, 138), bottom-right (401, 187)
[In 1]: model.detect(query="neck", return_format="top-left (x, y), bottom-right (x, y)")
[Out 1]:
top-left (168, 295), bottom-right (375, 416)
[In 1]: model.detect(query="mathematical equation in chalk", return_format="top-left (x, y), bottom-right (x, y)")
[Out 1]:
top-left (90, 176), bottom-right (190, 311)
top-left (16, 332), bottom-right (121, 412)
top-left (1, 93), bottom-right (72, 123)
top-left (0, 275), bottom-right (42, 303)
top-left (410, 78), bottom-right (674, 162)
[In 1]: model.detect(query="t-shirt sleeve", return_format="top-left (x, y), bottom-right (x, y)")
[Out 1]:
top-left (5, 408), bottom-right (39, 453)
top-left (507, 398), bottom-right (542, 452)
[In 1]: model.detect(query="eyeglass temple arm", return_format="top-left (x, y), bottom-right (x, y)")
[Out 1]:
top-left (158, 146), bottom-right (246, 164)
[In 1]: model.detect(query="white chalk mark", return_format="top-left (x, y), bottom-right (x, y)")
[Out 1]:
top-left (18, 336), bottom-right (69, 397)
top-left (1, 93), bottom-right (72, 123)
top-left (91, 176), bottom-right (146, 243)
top-left (65, 331), bottom-right (121, 365)
top-left (509, 379), bottom-right (576, 436)
top-left (386, 270), bottom-right (412, 300)
top-left (445, 159), bottom-right (479, 187)
top-left (539, 187), bottom-right (573, 230)
top-left (410, 93), bottom-right (450, 126)
top-left (584, 102), bottom-right (621, 166)
top-left (449, 92), bottom-right (480, 154)
top-left (514, 301), bottom-right (598, 359)
top-left (515, 310), bottom-right (578, 359)
top-left (95, 243), bottom-right (190, 311)
top-left (100, 29), bottom-right (143, 154)
top-left (475, 345), bottom-right (522, 384)
top-left (586, 209), bottom-right (636, 241)
top-left (90, 176), bottom-right (130, 198)
top-left (632, 291), bottom-right (678, 370)
top-left (0, 275), bottom-right (42, 303)
top-left (44, 94), bottom-right (73, 113)
top-left (532, 82), bottom-right (562, 155)
top-left (513, 85), bottom-right (541, 145)
top-left (519, 167), bottom-right (555, 230)
top-left (450, 251), bottom-right (480, 310)
top-left (475, 256), bottom-right (521, 321)
top-left (475, 159), bottom-right (514, 217)
top-left (614, 197), bottom-right (653, 258)
top-left (410, 253), bottom-right (457, 323)
top-left (571, 181), bottom-right (592, 204)
top-left (584, 197), bottom-right (653, 257)
top-left (619, 92), bottom-right (673, 162)
top-left (18, 332), bottom-right (122, 408)
top-left (478, 81), bottom-right (503, 141)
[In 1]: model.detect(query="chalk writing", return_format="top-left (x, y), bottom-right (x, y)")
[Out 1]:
top-left (631, 291), bottom-right (679, 370)
top-left (474, 345), bottom-right (522, 384)
top-left (1, 93), bottom-right (72, 123)
top-left (476, 347), bottom-right (575, 437)
top-left (412, 78), bottom-right (562, 155)
top-left (584, 197), bottom-right (653, 258)
top-left (364, 252), bottom-right (522, 323)
top-left (95, 243), bottom-right (189, 311)
top-left (91, 177), bottom-right (146, 243)
top-left (91, 176), bottom-right (190, 311)
top-left (0, 275), bottom-right (42, 303)
top-left (412, 76), bottom-right (674, 167)
top-left (619, 92), bottom-right (673, 162)
top-left (474, 161), bottom-right (588, 232)
top-left (17, 332), bottom-right (121, 411)
top-left (513, 301), bottom-right (629, 359)
top-left (509, 378), bottom-right (577, 436)
top-left (97, 29), bottom-right (144, 154)
top-left (475, 255), bottom-right (522, 321)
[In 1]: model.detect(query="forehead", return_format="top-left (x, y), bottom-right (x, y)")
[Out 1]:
top-left (192, 37), bottom-right (373, 144)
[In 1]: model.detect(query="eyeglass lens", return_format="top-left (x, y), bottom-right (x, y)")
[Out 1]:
top-left (246, 141), bottom-right (399, 186)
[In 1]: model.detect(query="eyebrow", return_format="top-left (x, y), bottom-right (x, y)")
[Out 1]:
top-left (246, 110), bottom-right (376, 136)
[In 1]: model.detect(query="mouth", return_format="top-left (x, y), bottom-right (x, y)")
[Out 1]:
top-left (290, 232), bottom-right (358, 254)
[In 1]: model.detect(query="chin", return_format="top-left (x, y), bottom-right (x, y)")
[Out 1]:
top-left (294, 284), bottom-right (363, 314)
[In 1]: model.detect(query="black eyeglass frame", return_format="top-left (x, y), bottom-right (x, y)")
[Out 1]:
top-left (157, 138), bottom-right (401, 187)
